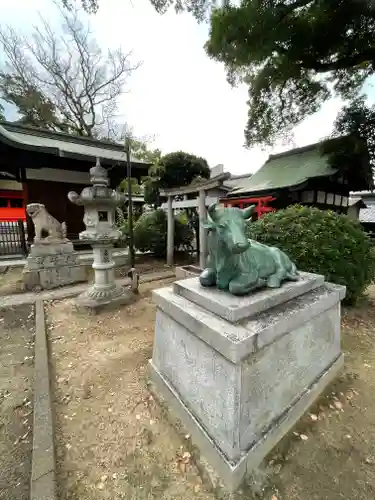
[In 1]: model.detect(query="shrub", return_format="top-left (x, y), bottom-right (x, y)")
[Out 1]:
top-left (116, 207), bottom-right (144, 248)
top-left (133, 209), bottom-right (193, 257)
top-left (115, 207), bottom-right (129, 247)
top-left (247, 205), bottom-right (375, 304)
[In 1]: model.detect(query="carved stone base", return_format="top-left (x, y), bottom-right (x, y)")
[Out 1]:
top-left (75, 283), bottom-right (136, 313)
top-left (150, 273), bottom-right (346, 491)
top-left (23, 241), bottom-right (87, 291)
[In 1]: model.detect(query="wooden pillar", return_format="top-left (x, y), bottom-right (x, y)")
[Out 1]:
top-left (199, 189), bottom-right (207, 269)
top-left (167, 195), bottom-right (174, 266)
top-left (21, 167), bottom-right (33, 243)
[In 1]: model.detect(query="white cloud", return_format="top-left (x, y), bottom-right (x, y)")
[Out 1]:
top-left (1, 0), bottom-right (344, 174)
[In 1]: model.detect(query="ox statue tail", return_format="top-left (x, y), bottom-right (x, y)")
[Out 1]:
top-left (61, 222), bottom-right (67, 239)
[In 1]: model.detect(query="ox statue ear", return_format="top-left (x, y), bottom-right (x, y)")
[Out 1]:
top-left (241, 205), bottom-right (256, 220)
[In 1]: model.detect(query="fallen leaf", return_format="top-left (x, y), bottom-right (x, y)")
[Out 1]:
top-left (300, 434), bottom-right (308, 441)
top-left (310, 414), bottom-right (318, 421)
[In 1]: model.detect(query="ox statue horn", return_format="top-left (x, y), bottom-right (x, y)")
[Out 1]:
top-left (241, 205), bottom-right (256, 219)
top-left (208, 202), bottom-right (218, 222)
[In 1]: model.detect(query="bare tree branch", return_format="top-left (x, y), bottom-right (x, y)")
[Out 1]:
top-left (0, 3), bottom-right (140, 137)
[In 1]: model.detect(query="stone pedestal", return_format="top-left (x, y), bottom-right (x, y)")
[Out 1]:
top-left (23, 241), bottom-right (86, 291)
top-left (75, 243), bottom-right (135, 313)
top-left (150, 272), bottom-right (346, 491)
top-left (174, 265), bottom-right (202, 280)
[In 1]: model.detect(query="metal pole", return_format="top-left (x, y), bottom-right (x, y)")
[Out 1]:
top-left (125, 136), bottom-right (135, 268)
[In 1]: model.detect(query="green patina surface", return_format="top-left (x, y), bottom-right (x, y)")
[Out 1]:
top-left (200, 203), bottom-right (299, 295)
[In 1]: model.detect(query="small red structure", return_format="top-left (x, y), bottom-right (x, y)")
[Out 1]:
top-left (221, 195), bottom-right (276, 219)
top-left (0, 190), bottom-right (26, 222)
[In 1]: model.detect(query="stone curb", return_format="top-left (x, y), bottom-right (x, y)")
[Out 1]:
top-left (0, 269), bottom-right (176, 307)
top-left (31, 300), bottom-right (57, 500)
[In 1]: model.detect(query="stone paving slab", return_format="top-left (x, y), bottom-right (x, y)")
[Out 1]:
top-left (0, 269), bottom-right (175, 307)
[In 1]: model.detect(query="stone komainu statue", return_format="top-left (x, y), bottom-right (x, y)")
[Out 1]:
top-left (200, 203), bottom-right (299, 296)
top-left (26, 203), bottom-right (67, 243)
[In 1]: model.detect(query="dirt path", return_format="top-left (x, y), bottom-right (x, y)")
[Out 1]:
top-left (0, 304), bottom-right (34, 500)
top-left (47, 280), bottom-right (375, 500)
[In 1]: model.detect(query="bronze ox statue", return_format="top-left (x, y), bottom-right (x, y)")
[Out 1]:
top-left (199, 203), bottom-right (299, 296)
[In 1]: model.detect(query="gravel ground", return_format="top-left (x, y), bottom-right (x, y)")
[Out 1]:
top-left (0, 304), bottom-right (35, 500)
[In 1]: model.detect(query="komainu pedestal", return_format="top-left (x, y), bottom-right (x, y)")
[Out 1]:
top-left (150, 272), bottom-right (345, 491)
top-left (23, 241), bottom-right (86, 291)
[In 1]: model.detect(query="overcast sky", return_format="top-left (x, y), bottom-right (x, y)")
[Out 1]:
top-left (1, 0), bottom-right (369, 174)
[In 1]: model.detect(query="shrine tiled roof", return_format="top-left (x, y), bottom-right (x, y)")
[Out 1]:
top-left (0, 121), bottom-right (148, 167)
top-left (230, 141), bottom-right (337, 196)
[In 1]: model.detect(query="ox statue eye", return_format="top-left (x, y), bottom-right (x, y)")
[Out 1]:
top-left (218, 223), bottom-right (226, 229)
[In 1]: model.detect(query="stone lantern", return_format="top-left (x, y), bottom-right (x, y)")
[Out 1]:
top-left (68, 158), bottom-right (134, 311)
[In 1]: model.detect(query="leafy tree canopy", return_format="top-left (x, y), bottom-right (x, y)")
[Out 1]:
top-left (63, 0), bottom-right (375, 153)
top-left (205, 0), bottom-right (375, 147)
top-left (143, 151), bottom-right (210, 206)
top-left (322, 96), bottom-right (375, 190)
top-left (129, 137), bottom-right (162, 164)
top-left (158, 151), bottom-right (210, 188)
top-left (62, 0), bottom-right (215, 19)
top-left (119, 177), bottom-right (144, 195)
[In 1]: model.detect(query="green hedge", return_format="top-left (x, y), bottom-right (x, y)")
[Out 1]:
top-left (133, 209), bottom-right (193, 257)
top-left (247, 205), bottom-right (375, 304)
